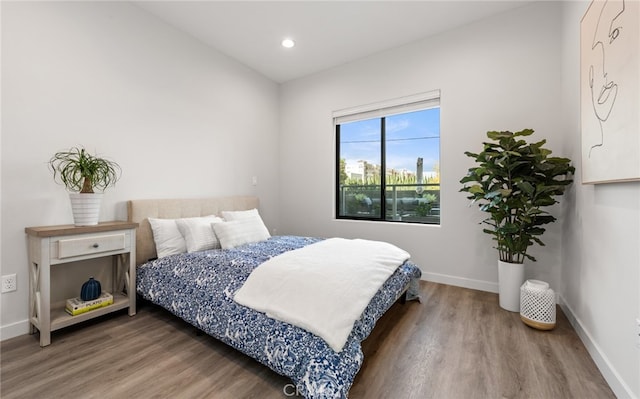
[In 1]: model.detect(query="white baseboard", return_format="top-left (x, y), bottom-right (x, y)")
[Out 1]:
top-left (558, 295), bottom-right (638, 399)
top-left (0, 319), bottom-right (30, 342)
top-left (421, 271), bottom-right (498, 293)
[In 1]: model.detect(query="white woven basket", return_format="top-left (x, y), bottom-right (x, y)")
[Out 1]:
top-left (520, 280), bottom-right (556, 330)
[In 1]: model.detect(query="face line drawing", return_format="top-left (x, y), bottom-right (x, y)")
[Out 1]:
top-left (588, 0), bottom-right (625, 158)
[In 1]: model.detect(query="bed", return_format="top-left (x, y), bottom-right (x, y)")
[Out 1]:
top-left (128, 196), bottom-right (422, 398)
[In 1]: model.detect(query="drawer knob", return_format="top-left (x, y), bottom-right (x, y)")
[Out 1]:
top-left (92, 243), bottom-right (99, 248)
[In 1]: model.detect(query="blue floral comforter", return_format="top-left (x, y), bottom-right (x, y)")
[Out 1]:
top-left (136, 236), bottom-right (422, 398)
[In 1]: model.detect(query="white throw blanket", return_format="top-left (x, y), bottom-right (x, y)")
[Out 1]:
top-left (233, 238), bottom-right (410, 352)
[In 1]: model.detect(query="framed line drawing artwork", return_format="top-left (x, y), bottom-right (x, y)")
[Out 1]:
top-left (580, 0), bottom-right (640, 184)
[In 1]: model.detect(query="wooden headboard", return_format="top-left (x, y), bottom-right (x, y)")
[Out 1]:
top-left (127, 196), bottom-right (259, 265)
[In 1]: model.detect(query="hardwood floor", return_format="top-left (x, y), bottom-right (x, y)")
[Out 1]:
top-left (1, 281), bottom-right (614, 398)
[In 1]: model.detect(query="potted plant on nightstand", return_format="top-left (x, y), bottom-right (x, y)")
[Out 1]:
top-left (49, 147), bottom-right (121, 226)
top-left (459, 129), bottom-right (574, 312)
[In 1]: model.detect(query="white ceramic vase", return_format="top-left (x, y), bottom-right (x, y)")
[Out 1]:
top-left (69, 193), bottom-right (103, 226)
top-left (498, 260), bottom-right (525, 312)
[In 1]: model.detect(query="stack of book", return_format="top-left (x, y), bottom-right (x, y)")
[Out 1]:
top-left (65, 292), bottom-right (113, 316)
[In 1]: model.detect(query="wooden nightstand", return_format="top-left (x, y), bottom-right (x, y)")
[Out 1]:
top-left (25, 221), bottom-right (138, 346)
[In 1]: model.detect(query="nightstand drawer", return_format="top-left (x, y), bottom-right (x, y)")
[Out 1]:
top-left (58, 233), bottom-right (126, 258)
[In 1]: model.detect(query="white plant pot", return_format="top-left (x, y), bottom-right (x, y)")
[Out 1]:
top-left (69, 193), bottom-right (103, 226)
top-left (498, 260), bottom-right (525, 312)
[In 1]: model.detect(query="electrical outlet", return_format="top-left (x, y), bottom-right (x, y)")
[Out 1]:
top-left (2, 274), bottom-right (17, 293)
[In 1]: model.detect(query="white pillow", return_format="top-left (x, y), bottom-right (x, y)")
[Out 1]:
top-left (175, 215), bottom-right (224, 253)
top-left (221, 208), bottom-right (262, 221)
top-left (213, 218), bottom-right (271, 249)
top-left (148, 218), bottom-right (186, 258)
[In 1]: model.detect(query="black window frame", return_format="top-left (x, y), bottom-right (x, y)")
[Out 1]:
top-left (334, 92), bottom-right (441, 225)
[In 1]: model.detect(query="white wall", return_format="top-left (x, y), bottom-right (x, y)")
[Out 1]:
top-left (279, 2), bottom-right (566, 293)
top-left (559, 2), bottom-right (640, 398)
top-left (1, 2), bottom-right (280, 338)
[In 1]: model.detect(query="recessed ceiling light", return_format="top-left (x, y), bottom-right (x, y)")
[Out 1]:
top-left (281, 38), bottom-right (295, 48)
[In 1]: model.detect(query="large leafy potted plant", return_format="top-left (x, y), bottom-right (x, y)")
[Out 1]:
top-left (49, 147), bottom-right (121, 226)
top-left (459, 129), bottom-right (574, 311)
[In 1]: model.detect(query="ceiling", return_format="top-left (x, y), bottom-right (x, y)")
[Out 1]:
top-left (134, 1), bottom-right (532, 83)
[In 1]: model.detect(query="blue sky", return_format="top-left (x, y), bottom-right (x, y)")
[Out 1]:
top-left (339, 107), bottom-right (440, 173)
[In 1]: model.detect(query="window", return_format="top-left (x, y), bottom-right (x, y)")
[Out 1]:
top-left (335, 91), bottom-right (440, 224)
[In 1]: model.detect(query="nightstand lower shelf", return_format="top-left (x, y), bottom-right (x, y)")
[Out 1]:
top-left (49, 293), bottom-right (130, 331)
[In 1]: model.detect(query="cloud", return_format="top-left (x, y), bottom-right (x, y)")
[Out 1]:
top-left (385, 118), bottom-right (410, 133)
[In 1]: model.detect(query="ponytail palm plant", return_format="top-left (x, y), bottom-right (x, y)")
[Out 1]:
top-left (460, 129), bottom-right (574, 264)
top-left (49, 147), bottom-right (121, 193)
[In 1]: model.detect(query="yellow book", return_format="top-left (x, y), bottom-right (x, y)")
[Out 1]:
top-left (65, 292), bottom-right (113, 316)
